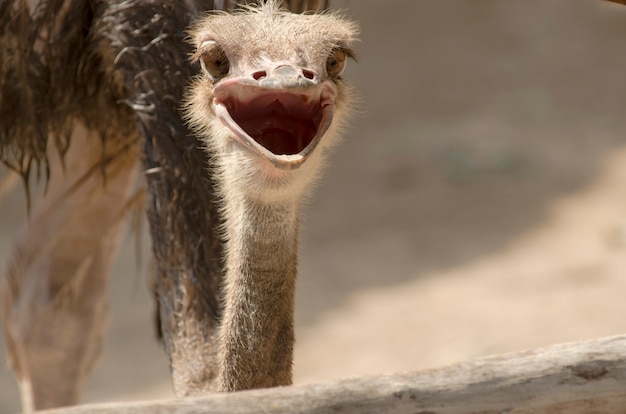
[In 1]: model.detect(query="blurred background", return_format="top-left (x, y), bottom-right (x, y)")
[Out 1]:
top-left (2, 0), bottom-right (626, 411)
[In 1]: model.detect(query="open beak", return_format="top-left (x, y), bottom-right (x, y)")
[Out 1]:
top-left (212, 64), bottom-right (337, 170)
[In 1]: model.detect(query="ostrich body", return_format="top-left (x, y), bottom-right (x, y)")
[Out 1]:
top-left (185, 3), bottom-right (357, 391)
top-left (0, 0), bottom-right (356, 409)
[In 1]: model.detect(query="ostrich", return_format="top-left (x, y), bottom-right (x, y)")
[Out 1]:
top-left (184, 3), bottom-right (357, 391)
top-left (0, 0), bottom-right (357, 410)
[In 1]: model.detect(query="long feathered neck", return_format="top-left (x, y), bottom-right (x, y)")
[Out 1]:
top-left (216, 183), bottom-right (300, 391)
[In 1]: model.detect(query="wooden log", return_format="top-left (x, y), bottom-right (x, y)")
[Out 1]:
top-left (39, 334), bottom-right (626, 413)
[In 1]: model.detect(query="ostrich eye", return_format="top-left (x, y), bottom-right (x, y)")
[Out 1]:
top-left (326, 48), bottom-right (347, 78)
top-left (199, 42), bottom-right (230, 80)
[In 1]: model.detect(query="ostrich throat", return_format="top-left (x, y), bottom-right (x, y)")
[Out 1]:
top-left (218, 195), bottom-right (299, 390)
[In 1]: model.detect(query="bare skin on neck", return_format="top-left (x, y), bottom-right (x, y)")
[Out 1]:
top-left (185, 1), bottom-right (358, 392)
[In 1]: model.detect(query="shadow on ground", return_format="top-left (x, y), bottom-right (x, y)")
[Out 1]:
top-left (296, 0), bottom-right (626, 323)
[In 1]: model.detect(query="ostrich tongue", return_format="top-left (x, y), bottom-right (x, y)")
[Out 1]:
top-left (227, 92), bottom-right (322, 155)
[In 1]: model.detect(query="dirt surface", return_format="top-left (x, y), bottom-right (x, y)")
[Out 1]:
top-left (2, 0), bottom-right (626, 412)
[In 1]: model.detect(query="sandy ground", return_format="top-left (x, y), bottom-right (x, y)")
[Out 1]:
top-left (3, 0), bottom-right (626, 412)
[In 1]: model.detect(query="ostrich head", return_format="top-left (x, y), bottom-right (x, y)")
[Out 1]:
top-left (186, 2), bottom-right (358, 202)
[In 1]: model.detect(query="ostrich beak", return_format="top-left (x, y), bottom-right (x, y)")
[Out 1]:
top-left (212, 64), bottom-right (337, 170)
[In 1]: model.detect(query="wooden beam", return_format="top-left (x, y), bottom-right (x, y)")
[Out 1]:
top-left (40, 334), bottom-right (626, 413)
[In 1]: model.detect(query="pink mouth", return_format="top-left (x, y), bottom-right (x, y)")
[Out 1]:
top-left (213, 80), bottom-right (336, 169)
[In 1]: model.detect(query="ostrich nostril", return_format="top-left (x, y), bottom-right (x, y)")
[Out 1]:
top-left (252, 70), bottom-right (267, 81)
top-left (302, 69), bottom-right (316, 80)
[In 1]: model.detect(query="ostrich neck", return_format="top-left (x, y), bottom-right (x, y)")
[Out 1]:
top-left (217, 190), bottom-right (300, 391)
